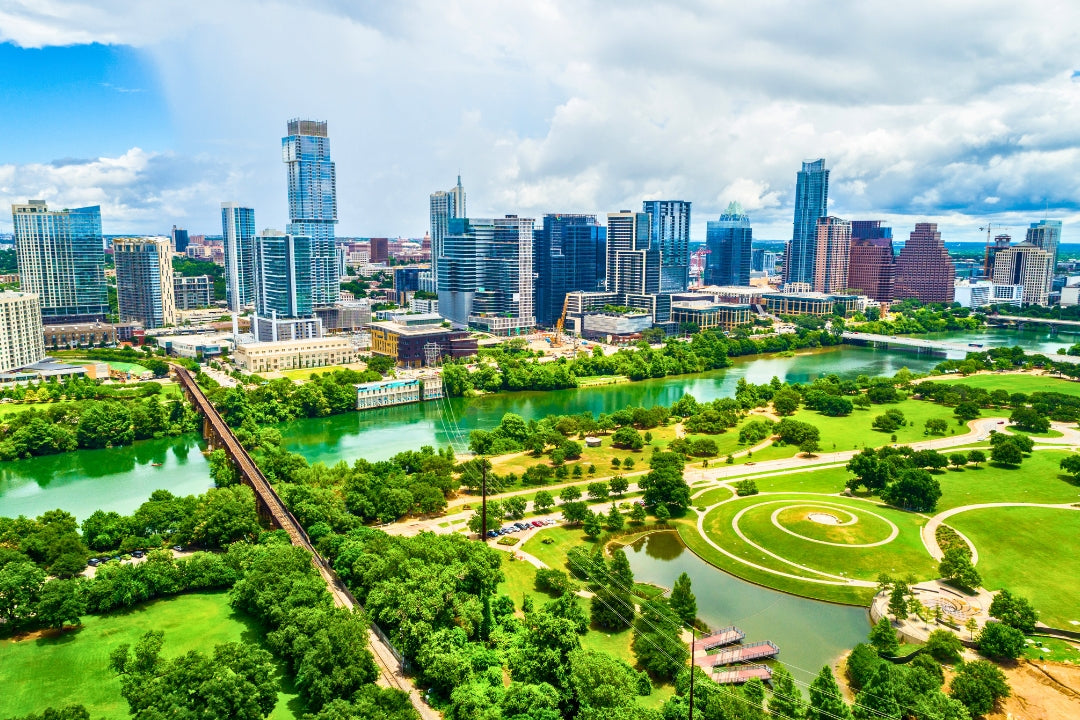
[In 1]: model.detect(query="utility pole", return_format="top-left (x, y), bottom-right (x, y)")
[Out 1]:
top-left (689, 628), bottom-right (695, 720)
top-left (480, 460), bottom-right (488, 542)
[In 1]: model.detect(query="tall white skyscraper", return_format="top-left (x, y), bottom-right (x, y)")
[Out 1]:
top-left (429, 175), bottom-right (466, 291)
top-left (114, 237), bottom-right (178, 329)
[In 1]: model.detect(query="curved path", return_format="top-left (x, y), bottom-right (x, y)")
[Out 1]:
top-left (921, 502), bottom-right (1080, 563)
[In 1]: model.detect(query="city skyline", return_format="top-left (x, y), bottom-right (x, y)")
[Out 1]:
top-left (0, 2), bottom-right (1076, 241)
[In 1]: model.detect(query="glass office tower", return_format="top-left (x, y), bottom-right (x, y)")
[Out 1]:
top-left (705, 202), bottom-right (753, 286)
top-left (642, 200), bottom-right (691, 293)
top-left (221, 203), bottom-right (257, 311)
top-left (533, 214), bottom-right (605, 327)
top-left (283, 119), bottom-right (337, 307)
top-left (783, 159), bottom-right (830, 286)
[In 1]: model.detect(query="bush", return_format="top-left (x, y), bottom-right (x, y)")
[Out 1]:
top-left (925, 629), bottom-right (964, 664)
top-left (535, 568), bottom-right (574, 595)
top-left (977, 622), bottom-right (1026, 661)
top-left (734, 479), bottom-right (758, 496)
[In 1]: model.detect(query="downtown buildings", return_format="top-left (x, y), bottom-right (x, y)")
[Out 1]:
top-left (0, 291), bottom-right (45, 373)
top-left (221, 203), bottom-right (257, 311)
top-left (427, 176), bottom-right (467, 292)
top-left (895, 223), bottom-right (956, 304)
top-left (533, 214), bottom-right (605, 327)
top-left (642, 200), bottom-right (691, 293)
top-left (705, 203), bottom-right (752, 287)
top-left (12, 201), bottom-right (109, 323)
top-left (812, 217), bottom-right (851, 294)
top-left (992, 243), bottom-right (1053, 306)
top-left (847, 221), bottom-right (895, 303)
top-left (783, 159), bottom-right (829, 287)
top-left (283, 119), bottom-right (338, 308)
top-left (114, 237), bottom-right (177, 329)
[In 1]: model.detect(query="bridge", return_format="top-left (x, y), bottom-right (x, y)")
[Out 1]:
top-left (985, 314), bottom-right (1080, 334)
top-left (173, 367), bottom-right (440, 720)
top-left (842, 332), bottom-right (1080, 365)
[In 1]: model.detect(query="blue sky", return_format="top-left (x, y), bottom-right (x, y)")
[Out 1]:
top-left (0, 1), bottom-right (1078, 242)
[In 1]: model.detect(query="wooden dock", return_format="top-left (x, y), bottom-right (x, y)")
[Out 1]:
top-left (712, 640), bottom-right (781, 666)
top-left (693, 626), bottom-right (745, 652)
top-left (713, 664), bottom-right (773, 685)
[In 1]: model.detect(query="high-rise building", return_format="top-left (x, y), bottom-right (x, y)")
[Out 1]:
top-left (438, 215), bottom-right (534, 335)
top-left (114, 237), bottom-right (177, 329)
top-left (221, 203), bottom-right (257, 311)
top-left (0, 291), bottom-right (45, 373)
top-left (170, 225), bottom-right (190, 253)
top-left (283, 119), bottom-right (337, 307)
top-left (847, 220), bottom-right (895, 302)
top-left (812, 217), bottom-right (851, 294)
top-left (370, 237), bottom-right (389, 263)
top-left (993, 243), bottom-right (1052, 306)
top-left (429, 175), bottom-right (466, 291)
top-left (606, 211), bottom-right (658, 295)
top-left (1025, 220), bottom-right (1062, 290)
top-left (533, 214), bottom-right (605, 327)
top-left (254, 230), bottom-right (312, 320)
top-left (11, 201), bottom-right (108, 323)
top-left (704, 202), bottom-right (752, 286)
top-left (642, 200), bottom-right (692, 293)
top-left (895, 223), bottom-right (955, 304)
top-left (173, 275), bottom-right (213, 309)
top-left (783, 159), bottom-right (829, 287)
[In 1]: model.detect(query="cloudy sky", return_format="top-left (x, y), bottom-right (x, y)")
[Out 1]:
top-left (1, 0), bottom-right (1078, 242)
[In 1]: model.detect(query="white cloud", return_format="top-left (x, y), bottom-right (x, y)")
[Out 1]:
top-left (1, 0), bottom-right (1079, 241)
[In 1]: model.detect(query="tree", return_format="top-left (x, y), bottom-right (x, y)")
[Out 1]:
top-left (609, 475), bottom-right (629, 497)
top-left (654, 504), bottom-right (670, 523)
top-left (768, 664), bottom-right (806, 719)
top-left (939, 547), bottom-right (981, 592)
top-left (559, 485), bottom-right (582, 503)
top-left (773, 389), bottom-right (801, 416)
top-left (871, 409), bottom-right (906, 432)
top-left (1010, 406), bottom-right (1050, 433)
top-left (669, 572), bottom-right (696, 626)
top-left (888, 585), bottom-right (909, 622)
top-left (640, 451), bottom-right (690, 509)
top-left (605, 503), bottom-right (624, 532)
top-left (1060, 454), bottom-right (1080, 482)
top-left (629, 504), bottom-right (647, 524)
top-left (583, 511), bottom-right (603, 539)
top-left (880, 468), bottom-right (941, 512)
top-left (503, 496), bottom-right (527, 520)
top-left (953, 401), bottom-right (982, 424)
top-left (468, 500), bottom-right (502, 534)
top-left (965, 617), bottom-right (979, 641)
top-left (0, 559), bottom-right (47, 628)
top-left (990, 439), bottom-right (1023, 467)
top-left (869, 617), bottom-right (900, 656)
top-left (967, 449), bottom-right (986, 467)
top-left (925, 418), bottom-right (949, 436)
top-left (949, 660), bottom-right (1010, 716)
top-left (611, 427), bottom-right (644, 450)
top-left (989, 589), bottom-right (1038, 633)
top-left (631, 599), bottom-right (688, 680)
top-left (807, 666), bottom-right (853, 720)
top-left (925, 629), bottom-right (964, 664)
top-left (568, 649), bottom-right (640, 713)
top-left (35, 578), bottom-right (86, 631)
top-left (533, 490), bottom-right (554, 513)
top-left (561, 501), bottom-right (589, 524)
top-left (948, 453), bottom-right (968, 469)
top-left (977, 621), bottom-right (1026, 660)
top-left (622, 457), bottom-right (635, 470)
top-left (799, 437), bottom-right (820, 456)
top-left (587, 481), bottom-right (610, 501)
top-left (2, 706), bottom-right (91, 720)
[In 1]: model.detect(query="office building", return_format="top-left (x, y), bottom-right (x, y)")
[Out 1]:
top-left (11, 201), bottom-right (108, 322)
top-left (394, 267), bottom-right (421, 294)
top-left (895, 223), bottom-right (955, 304)
top-left (762, 291), bottom-right (860, 317)
top-left (252, 229), bottom-right (322, 341)
top-left (438, 216), bottom-right (535, 334)
top-left (370, 237), bottom-right (389, 263)
top-left (642, 200), bottom-right (691, 293)
top-left (369, 317), bottom-right (478, 367)
top-left (812, 217), bottom-right (851, 294)
top-left (233, 336), bottom-right (356, 373)
top-left (42, 322), bottom-right (117, 350)
top-left (851, 221), bottom-right (893, 243)
top-left (783, 159), bottom-right (829, 286)
top-left (0, 292), bottom-right (45, 372)
top-left (848, 237), bottom-right (895, 302)
top-left (953, 280), bottom-right (1024, 308)
top-left (671, 301), bottom-right (754, 332)
top-left (992, 243), bottom-right (1052, 306)
top-left (429, 175), bottom-right (466, 291)
top-left (174, 275), bottom-right (214, 310)
top-left (1026, 220), bottom-right (1062, 289)
top-left (171, 226), bottom-right (190, 253)
top-left (533, 213), bottom-right (605, 327)
top-left (221, 203), bottom-right (257, 311)
top-left (114, 237), bottom-right (177, 329)
top-left (607, 211), bottom-right (658, 295)
top-left (283, 119), bottom-right (338, 307)
top-left (704, 202), bottom-right (752, 287)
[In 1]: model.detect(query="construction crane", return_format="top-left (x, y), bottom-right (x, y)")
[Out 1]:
top-left (552, 294), bottom-right (570, 347)
top-left (979, 223), bottom-right (1011, 278)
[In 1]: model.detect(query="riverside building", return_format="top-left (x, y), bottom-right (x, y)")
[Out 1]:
top-left (114, 237), bottom-right (178, 329)
top-left (992, 243), bottom-right (1052, 306)
top-left (642, 200), bottom-right (692, 293)
top-left (704, 202), bottom-right (752, 287)
top-left (0, 291), bottom-right (45, 373)
top-left (221, 203), bottom-right (257, 310)
top-left (895, 223), bottom-right (955, 304)
top-left (428, 175), bottom-right (466, 292)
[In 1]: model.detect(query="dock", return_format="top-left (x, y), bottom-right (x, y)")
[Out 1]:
top-left (712, 664), bottom-right (773, 685)
top-left (712, 640), bottom-right (781, 666)
top-left (693, 626), bottom-right (745, 653)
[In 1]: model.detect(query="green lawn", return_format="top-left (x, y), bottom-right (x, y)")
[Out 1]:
top-left (933, 450), bottom-right (1080, 510)
top-left (1024, 636), bottom-right (1080, 665)
top-left (947, 506), bottom-right (1080, 629)
top-left (932, 372), bottom-right (1080, 397)
top-left (789, 398), bottom-right (974, 452)
top-left (278, 363), bottom-right (369, 381)
top-left (522, 526), bottom-right (595, 572)
top-left (496, 555), bottom-right (553, 608)
top-left (0, 592), bottom-right (302, 720)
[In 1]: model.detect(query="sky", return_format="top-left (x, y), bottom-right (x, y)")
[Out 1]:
top-left (0, 0), bottom-right (1078, 242)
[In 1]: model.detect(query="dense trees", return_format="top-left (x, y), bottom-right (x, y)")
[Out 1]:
top-left (669, 572), bottom-right (696, 626)
top-left (844, 446), bottom-right (943, 511)
top-left (639, 452), bottom-right (689, 510)
top-left (939, 547), bottom-right (981, 592)
top-left (949, 660), bottom-right (1010, 716)
top-left (977, 622), bottom-right (1026, 661)
top-left (989, 589), bottom-right (1039, 633)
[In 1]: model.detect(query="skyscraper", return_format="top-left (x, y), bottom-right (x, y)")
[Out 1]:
top-left (283, 119), bottom-right (337, 306)
top-left (642, 200), bottom-right (691, 292)
top-left (533, 214), bottom-right (605, 326)
top-left (11, 201), bottom-right (108, 323)
top-left (783, 159), bottom-right (829, 286)
top-left (114, 237), bottom-right (177, 329)
top-left (221, 203), bottom-right (257, 311)
top-left (704, 202), bottom-right (752, 286)
top-left (0, 291), bottom-right (45, 372)
top-left (993, 243), bottom-right (1052, 306)
top-left (438, 216), bottom-right (535, 335)
top-left (848, 220), bottom-right (895, 302)
top-left (171, 226), bottom-right (190, 253)
top-left (1025, 220), bottom-right (1062, 291)
top-left (429, 175), bottom-right (466, 291)
top-left (812, 217), bottom-right (851, 294)
top-left (606, 211), bottom-right (658, 295)
top-left (252, 229), bottom-right (323, 341)
top-left (895, 223), bottom-right (955, 304)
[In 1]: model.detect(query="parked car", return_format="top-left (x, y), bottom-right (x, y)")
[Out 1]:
top-left (131, 550), bottom-right (145, 558)
top-left (172, 545), bottom-right (183, 552)
top-left (87, 558), bottom-right (100, 567)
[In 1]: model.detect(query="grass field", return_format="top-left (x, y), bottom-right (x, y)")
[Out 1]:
top-left (0, 592), bottom-right (302, 720)
top-left (947, 506), bottom-right (1080, 629)
top-left (932, 372), bottom-right (1080, 397)
top-left (790, 398), bottom-right (971, 452)
top-left (278, 363), bottom-right (369, 381)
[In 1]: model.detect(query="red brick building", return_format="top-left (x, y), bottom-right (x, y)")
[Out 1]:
top-left (895, 223), bottom-right (955, 304)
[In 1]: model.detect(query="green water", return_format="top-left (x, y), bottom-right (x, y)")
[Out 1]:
top-left (0, 326), bottom-right (1065, 521)
top-left (623, 531), bottom-right (869, 688)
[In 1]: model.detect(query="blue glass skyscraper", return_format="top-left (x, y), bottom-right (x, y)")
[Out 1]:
top-left (705, 202), bottom-right (752, 286)
top-left (221, 203), bottom-right (257, 311)
top-left (783, 159), bottom-right (829, 286)
top-left (642, 200), bottom-right (691, 293)
top-left (283, 119), bottom-right (337, 307)
top-left (533, 214), bottom-right (605, 326)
